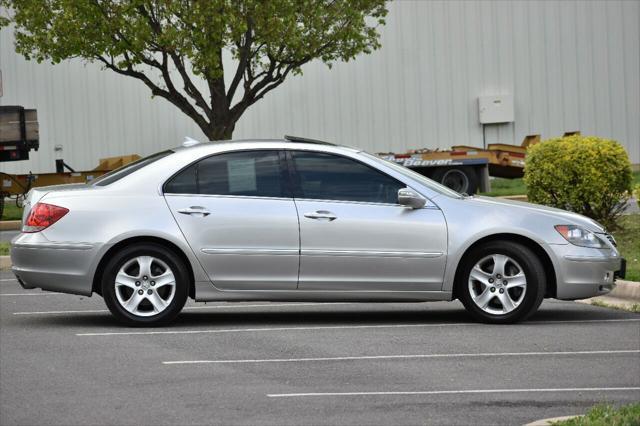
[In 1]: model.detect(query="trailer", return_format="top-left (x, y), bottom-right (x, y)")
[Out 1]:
top-left (0, 106), bottom-right (39, 162)
top-left (379, 135), bottom-right (541, 194)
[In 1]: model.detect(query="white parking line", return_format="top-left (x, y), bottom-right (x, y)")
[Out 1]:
top-left (76, 318), bottom-right (640, 337)
top-left (14, 309), bottom-right (109, 315)
top-left (0, 292), bottom-right (66, 297)
top-left (267, 387), bottom-right (640, 398)
top-left (162, 349), bottom-right (640, 365)
top-left (0, 278), bottom-right (17, 282)
top-left (13, 302), bottom-right (352, 316)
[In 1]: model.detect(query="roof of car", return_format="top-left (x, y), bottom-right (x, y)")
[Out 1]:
top-left (173, 135), bottom-right (359, 153)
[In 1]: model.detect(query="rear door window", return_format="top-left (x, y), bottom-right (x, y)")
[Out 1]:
top-left (164, 150), bottom-right (287, 198)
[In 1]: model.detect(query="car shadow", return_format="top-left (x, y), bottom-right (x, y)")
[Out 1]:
top-left (12, 299), bottom-right (639, 330)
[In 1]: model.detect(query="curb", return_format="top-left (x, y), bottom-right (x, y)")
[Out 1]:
top-left (610, 280), bottom-right (640, 300)
top-left (0, 256), bottom-right (11, 270)
top-left (0, 221), bottom-right (21, 231)
top-left (525, 415), bottom-right (580, 426)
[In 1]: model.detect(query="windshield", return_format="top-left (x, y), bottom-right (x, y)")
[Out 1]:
top-left (362, 152), bottom-right (464, 199)
top-left (91, 150), bottom-right (173, 186)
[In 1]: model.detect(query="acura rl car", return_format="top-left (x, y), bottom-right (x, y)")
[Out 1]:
top-left (11, 136), bottom-right (625, 326)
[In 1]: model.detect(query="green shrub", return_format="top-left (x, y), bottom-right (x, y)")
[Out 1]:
top-left (524, 135), bottom-right (633, 230)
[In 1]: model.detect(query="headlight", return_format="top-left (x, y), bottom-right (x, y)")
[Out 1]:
top-left (554, 225), bottom-right (607, 248)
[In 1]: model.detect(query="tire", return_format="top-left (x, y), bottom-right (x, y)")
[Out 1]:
top-left (432, 167), bottom-right (478, 195)
top-left (101, 243), bottom-right (189, 326)
top-left (457, 241), bottom-right (545, 324)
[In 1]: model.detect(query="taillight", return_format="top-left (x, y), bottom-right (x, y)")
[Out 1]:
top-left (23, 203), bottom-right (69, 233)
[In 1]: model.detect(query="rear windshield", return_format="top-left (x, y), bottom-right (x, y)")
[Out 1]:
top-left (91, 151), bottom-right (173, 186)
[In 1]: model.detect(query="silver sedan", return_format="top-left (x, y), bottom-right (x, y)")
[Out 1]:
top-left (11, 137), bottom-right (624, 326)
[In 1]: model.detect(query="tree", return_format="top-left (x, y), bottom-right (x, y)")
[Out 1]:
top-left (0, 0), bottom-right (387, 140)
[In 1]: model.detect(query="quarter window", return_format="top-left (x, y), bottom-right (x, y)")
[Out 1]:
top-left (290, 151), bottom-right (404, 204)
top-left (164, 150), bottom-right (285, 197)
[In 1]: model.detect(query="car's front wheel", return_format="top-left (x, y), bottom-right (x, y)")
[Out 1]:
top-left (102, 243), bottom-right (189, 326)
top-left (457, 241), bottom-right (545, 324)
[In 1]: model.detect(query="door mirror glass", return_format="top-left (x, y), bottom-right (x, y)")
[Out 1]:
top-left (398, 188), bottom-right (426, 209)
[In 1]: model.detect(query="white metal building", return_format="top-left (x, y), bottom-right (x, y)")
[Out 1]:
top-left (1, 0), bottom-right (639, 174)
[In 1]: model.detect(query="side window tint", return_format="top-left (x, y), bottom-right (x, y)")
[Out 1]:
top-left (164, 163), bottom-right (197, 194)
top-left (165, 150), bottom-right (285, 198)
top-left (291, 151), bottom-right (404, 204)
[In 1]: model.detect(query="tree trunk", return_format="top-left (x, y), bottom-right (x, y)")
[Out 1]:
top-left (202, 120), bottom-right (235, 141)
top-left (201, 75), bottom-right (236, 141)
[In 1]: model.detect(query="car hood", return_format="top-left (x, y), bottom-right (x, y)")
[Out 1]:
top-left (463, 196), bottom-right (606, 233)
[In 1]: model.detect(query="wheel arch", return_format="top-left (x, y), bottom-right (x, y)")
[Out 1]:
top-left (452, 233), bottom-right (557, 299)
top-left (92, 236), bottom-right (196, 299)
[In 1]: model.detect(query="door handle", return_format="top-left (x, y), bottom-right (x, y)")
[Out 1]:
top-left (177, 206), bottom-right (211, 217)
top-left (304, 210), bottom-right (337, 221)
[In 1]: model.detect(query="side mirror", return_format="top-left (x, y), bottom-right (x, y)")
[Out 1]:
top-left (398, 188), bottom-right (426, 209)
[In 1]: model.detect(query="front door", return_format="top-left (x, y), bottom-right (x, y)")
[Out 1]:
top-left (288, 150), bottom-right (447, 291)
top-left (164, 150), bottom-right (299, 290)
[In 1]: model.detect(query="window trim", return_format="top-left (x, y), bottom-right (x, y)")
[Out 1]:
top-left (162, 148), bottom-right (293, 199)
top-left (284, 149), bottom-right (407, 206)
top-left (92, 150), bottom-right (174, 187)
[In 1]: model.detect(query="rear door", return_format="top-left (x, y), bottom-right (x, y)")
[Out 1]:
top-left (164, 150), bottom-right (300, 290)
top-left (288, 150), bottom-right (448, 292)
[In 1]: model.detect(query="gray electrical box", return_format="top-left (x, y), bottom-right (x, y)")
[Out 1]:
top-left (478, 94), bottom-right (514, 124)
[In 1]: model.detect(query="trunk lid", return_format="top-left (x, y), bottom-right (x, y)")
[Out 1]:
top-left (22, 183), bottom-right (89, 224)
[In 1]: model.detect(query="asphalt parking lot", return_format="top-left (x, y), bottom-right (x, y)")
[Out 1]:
top-left (0, 269), bottom-right (639, 426)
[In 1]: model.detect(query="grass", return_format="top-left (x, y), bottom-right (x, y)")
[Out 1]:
top-left (1, 200), bottom-right (23, 221)
top-left (590, 299), bottom-right (640, 313)
top-left (552, 402), bottom-right (640, 425)
top-left (480, 177), bottom-right (528, 197)
top-left (481, 171), bottom-right (640, 197)
top-left (0, 242), bottom-right (9, 256)
top-left (611, 214), bottom-right (640, 282)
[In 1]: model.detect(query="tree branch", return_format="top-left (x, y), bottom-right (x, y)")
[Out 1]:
top-left (227, 20), bottom-right (253, 103)
top-left (137, 3), bottom-right (213, 120)
top-left (96, 55), bottom-right (210, 135)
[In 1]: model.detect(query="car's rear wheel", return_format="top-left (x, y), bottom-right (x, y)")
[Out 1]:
top-left (457, 241), bottom-right (545, 324)
top-left (102, 243), bottom-right (189, 326)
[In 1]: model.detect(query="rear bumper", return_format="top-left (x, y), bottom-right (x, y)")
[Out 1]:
top-left (550, 244), bottom-right (622, 300)
top-left (10, 233), bottom-right (100, 296)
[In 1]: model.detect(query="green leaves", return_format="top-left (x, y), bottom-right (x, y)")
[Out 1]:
top-left (1, 0), bottom-right (388, 139)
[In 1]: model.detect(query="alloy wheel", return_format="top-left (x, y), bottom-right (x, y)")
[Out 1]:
top-left (467, 254), bottom-right (527, 315)
top-left (114, 256), bottom-right (176, 317)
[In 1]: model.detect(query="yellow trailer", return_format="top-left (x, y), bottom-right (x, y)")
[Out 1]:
top-left (379, 134), bottom-right (543, 194)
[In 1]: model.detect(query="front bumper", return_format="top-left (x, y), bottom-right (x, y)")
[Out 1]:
top-left (11, 233), bottom-right (100, 296)
top-left (550, 243), bottom-right (622, 300)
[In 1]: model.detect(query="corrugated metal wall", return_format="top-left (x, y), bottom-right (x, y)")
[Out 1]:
top-left (1, 0), bottom-right (638, 174)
